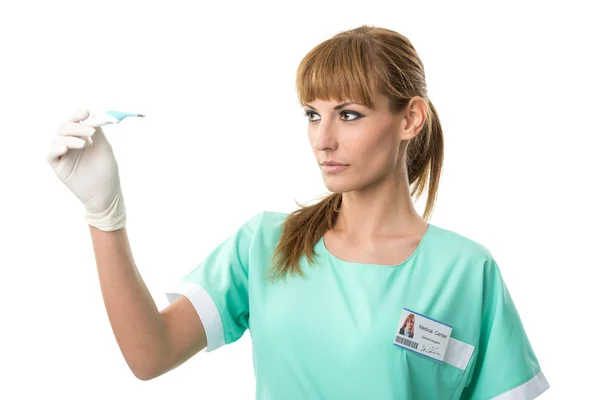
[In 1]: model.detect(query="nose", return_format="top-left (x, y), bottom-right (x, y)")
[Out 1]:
top-left (313, 119), bottom-right (338, 151)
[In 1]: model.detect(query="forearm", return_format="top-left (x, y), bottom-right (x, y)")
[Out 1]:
top-left (89, 225), bottom-right (168, 379)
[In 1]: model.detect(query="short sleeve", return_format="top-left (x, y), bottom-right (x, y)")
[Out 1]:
top-left (460, 257), bottom-right (550, 399)
top-left (165, 211), bottom-right (263, 353)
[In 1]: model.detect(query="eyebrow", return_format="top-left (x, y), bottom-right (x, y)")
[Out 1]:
top-left (302, 102), bottom-right (363, 111)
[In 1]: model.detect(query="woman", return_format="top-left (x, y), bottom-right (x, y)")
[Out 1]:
top-left (47, 25), bottom-right (550, 399)
top-left (399, 313), bottom-right (415, 339)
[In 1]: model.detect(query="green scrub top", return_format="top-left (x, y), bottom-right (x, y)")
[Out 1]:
top-left (165, 211), bottom-right (550, 399)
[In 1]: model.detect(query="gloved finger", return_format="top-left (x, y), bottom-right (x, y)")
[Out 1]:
top-left (88, 126), bottom-right (110, 148)
top-left (69, 108), bottom-right (90, 122)
top-left (46, 136), bottom-right (87, 166)
top-left (57, 121), bottom-right (95, 137)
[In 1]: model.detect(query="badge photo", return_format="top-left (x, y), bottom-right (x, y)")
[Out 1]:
top-left (393, 308), bottom-right (453, 363)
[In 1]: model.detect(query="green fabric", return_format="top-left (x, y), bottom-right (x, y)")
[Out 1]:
top-left (177, 211), bottom-right (545, 399)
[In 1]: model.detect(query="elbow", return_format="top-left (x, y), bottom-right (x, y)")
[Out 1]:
top-left (133, 366), bottom-right (156, 381)
top-left (127, 342), bottom-right (173, 381)
top-left (132, 366), bottom-right (152, 381)
top-left (130, 360), bottom-right (160, 381)
top-left (132, 356), bottom-right (172, 381)
top-left (135, 371), bottom-right (149, 381)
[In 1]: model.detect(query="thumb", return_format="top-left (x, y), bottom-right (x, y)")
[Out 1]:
top-left (88, 126), bottom-right (111, 149)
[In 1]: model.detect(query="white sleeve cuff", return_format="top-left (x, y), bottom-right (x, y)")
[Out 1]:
top-left (492, 370), bottom-right (550, 399)
top-left (165, 281), bottom-right (225, 352)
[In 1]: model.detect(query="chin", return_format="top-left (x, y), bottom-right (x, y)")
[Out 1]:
top-left (322, 180), bottom-right (357, 194)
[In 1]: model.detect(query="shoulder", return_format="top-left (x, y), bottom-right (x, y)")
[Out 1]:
top-left (428, 223), bottom-right (496, 268)
top-left (257, 210), bottom-right (290, 232)
top-left (243, 210), bottom-right (289, 242)
top-left (260, 210), bottom-right (289, 223)
top-left (237, 210), bottom-right (286, 229)
top-left (429, 223), bottom-right (493, 257)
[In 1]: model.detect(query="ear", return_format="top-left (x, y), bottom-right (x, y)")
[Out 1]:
top-left (402, 96), bottom-right (428, 140)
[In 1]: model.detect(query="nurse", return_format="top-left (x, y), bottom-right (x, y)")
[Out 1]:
top-left (48, 24), bottom-right (550, 400)
top-left (164, 25), bottom-right (550, 399)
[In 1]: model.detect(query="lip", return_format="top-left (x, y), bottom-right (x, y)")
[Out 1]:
top-left (321, 164), bottom-right (349, 173)
top-left (321, 161), bottom-right (349, 166)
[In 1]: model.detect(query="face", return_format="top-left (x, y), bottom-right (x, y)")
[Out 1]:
top-left (303, 92), bottom-right (425, 194)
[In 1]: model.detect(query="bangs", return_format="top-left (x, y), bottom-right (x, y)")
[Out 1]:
top-left (296, 36), bottom-right (382, 109)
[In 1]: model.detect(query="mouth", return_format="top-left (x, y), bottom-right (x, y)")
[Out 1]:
top-left (321, 164), bottom-right (349, 173)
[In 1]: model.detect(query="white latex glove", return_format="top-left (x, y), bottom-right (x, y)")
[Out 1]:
top-left (47, 108), bottom-right (127, 231)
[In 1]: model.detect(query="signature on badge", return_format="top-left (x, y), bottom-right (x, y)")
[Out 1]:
top-left (420, 344), bottom-right (441, 355)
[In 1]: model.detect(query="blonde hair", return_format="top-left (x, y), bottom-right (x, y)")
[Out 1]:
top-left (267, 25), bottom-right (444, 282)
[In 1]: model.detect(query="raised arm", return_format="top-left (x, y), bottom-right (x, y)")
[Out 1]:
top-left (47, 108), bottom-right (207, 381)
top-left (89, 226), bottom-right (207, 380)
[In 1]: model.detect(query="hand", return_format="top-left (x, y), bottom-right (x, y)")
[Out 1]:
top-left (47, 108), bottom-right (127, 231)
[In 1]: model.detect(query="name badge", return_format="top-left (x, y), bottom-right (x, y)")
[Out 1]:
top-left (393, 307), bottom-right (453, 363)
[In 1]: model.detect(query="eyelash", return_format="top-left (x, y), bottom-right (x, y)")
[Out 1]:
top-left (302, 110), bottom-right (362, 122)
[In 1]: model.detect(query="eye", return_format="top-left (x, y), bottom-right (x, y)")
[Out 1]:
top-left (302, 111), bottom-right (320, 122)
top-left (302, 110), bottom-right (362, 122)
top-left (340, 111), bottom-right (361, 121)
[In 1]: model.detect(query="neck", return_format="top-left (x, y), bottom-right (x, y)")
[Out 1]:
top-left (335, 172), bottom-right (425, 239)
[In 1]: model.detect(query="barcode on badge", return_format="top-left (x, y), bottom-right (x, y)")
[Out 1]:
top-left (395, 335), bottom-right (418, 349)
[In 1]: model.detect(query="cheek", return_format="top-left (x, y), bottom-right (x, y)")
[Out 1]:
top-left (354, 138), bottom-right (397, 171)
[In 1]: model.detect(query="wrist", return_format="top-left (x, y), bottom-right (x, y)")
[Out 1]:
top-left (84, 191), bottom-right (127, 232)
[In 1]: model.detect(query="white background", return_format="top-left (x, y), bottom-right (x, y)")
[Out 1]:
top-left (1, 0), bottom-right (598, 398)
